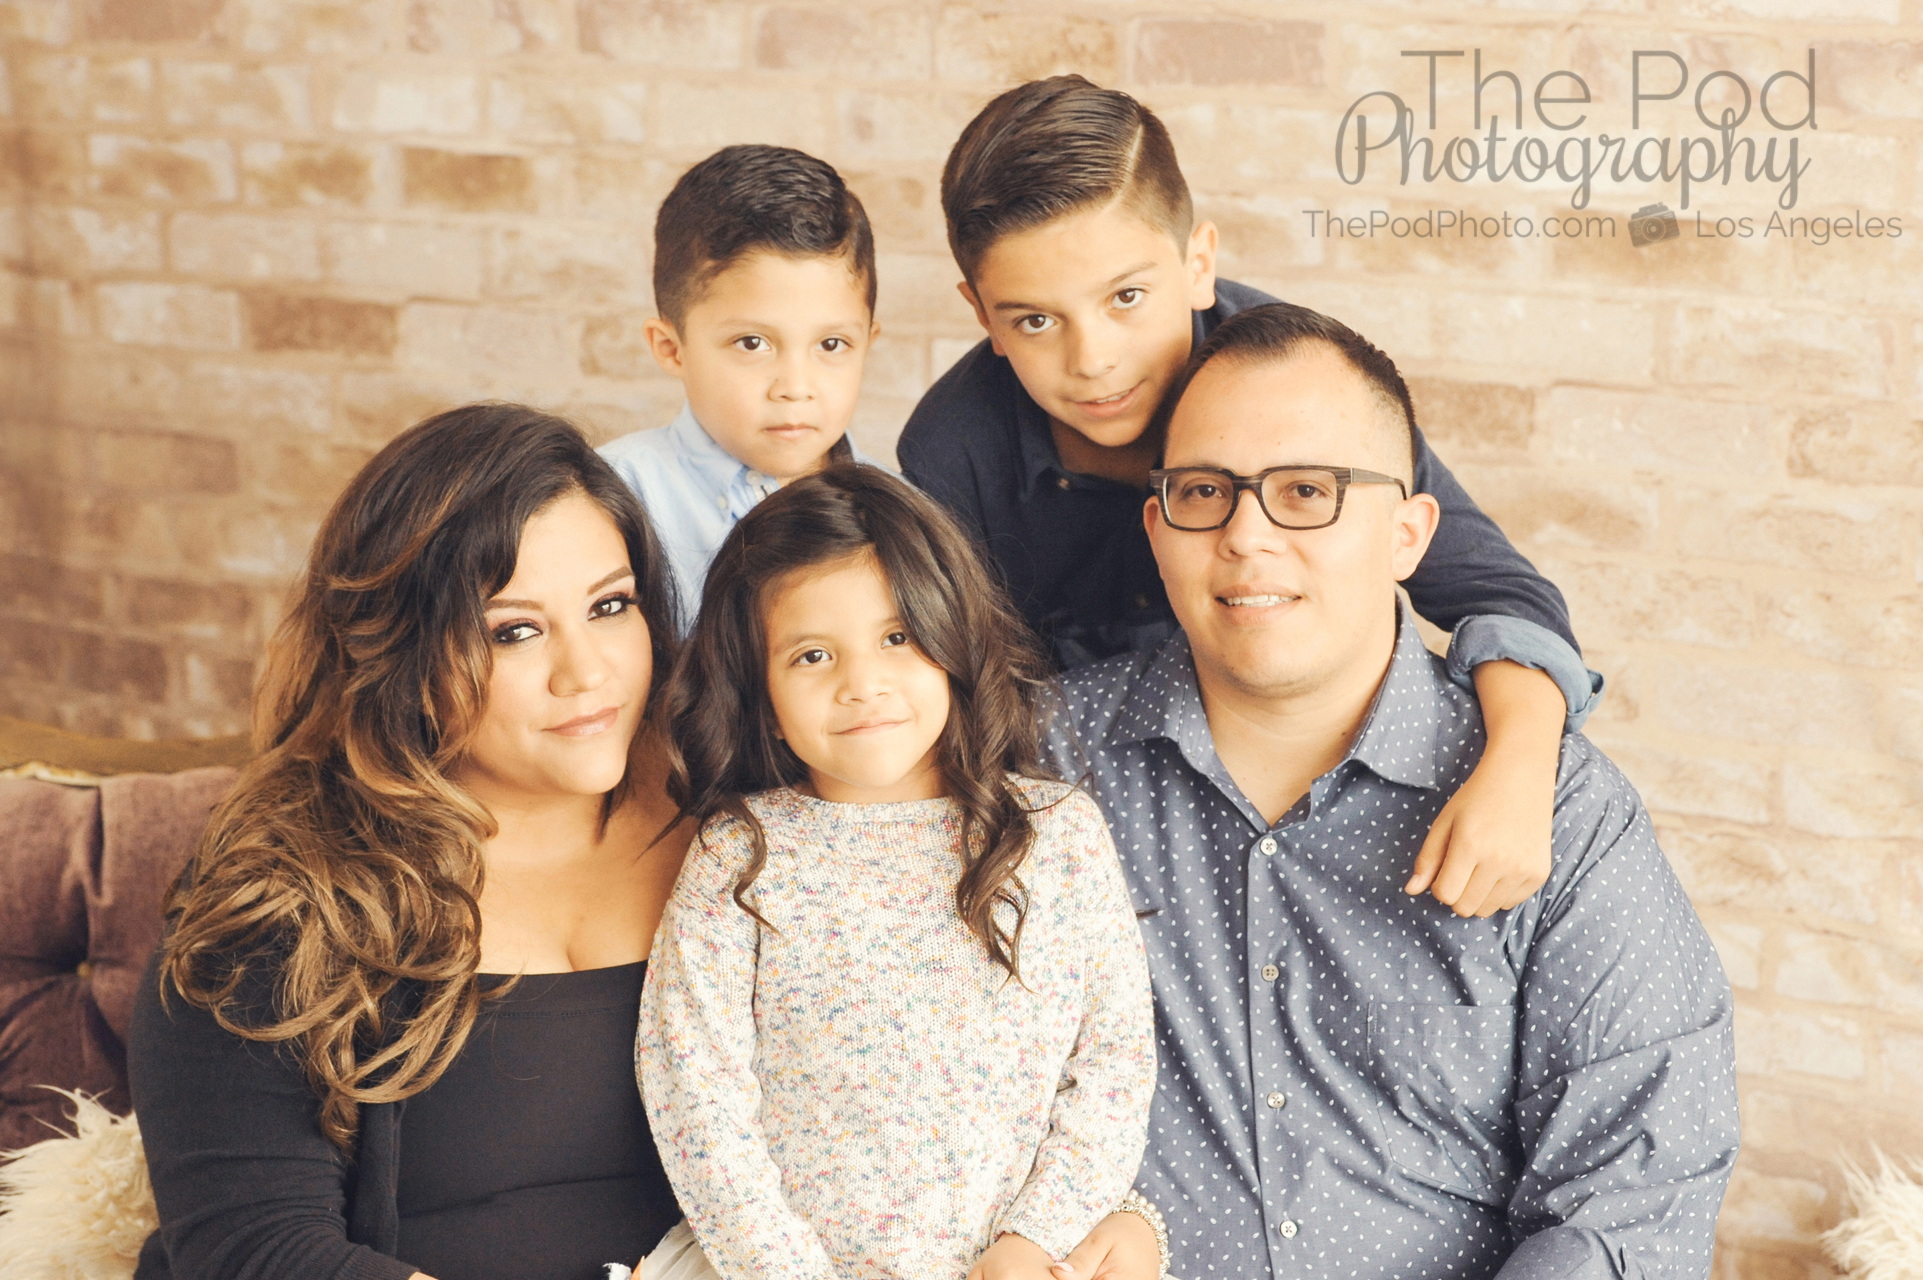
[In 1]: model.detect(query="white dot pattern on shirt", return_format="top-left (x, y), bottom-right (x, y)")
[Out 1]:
top-left (1040, 616), bottom-right (1739, 1280)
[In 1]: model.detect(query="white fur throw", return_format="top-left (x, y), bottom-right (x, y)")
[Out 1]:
top-left (1826, 1152), bottom-right (1923, 1280)
top-left (0, 1091), bottom-right (156, 1280)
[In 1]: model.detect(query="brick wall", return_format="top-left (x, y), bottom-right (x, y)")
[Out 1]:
top-left (0, 3), bottom-right (1917, 1274)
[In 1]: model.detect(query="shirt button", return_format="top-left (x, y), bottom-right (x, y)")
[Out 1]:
top-left (1132, 592), bottom-right (1150, 610)
top-left (1266, 1091), bottom-right (1286, 1109)
top-left (1056, 475), bottom-right (1072, 491)
top-left (1258, 836), bottom-right (1277, 855)
top-left (1261, 963), bottom-right (1280, 982)
top-left (1278, 1219), bottom-right (1299, 1239)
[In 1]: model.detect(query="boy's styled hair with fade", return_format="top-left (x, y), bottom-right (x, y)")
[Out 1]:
top-left (653, 144), bottom-right (877, 328)
top-left (941, 74), bottom-right (1193, 282)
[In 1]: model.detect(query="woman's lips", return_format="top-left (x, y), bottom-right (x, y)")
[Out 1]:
top-left (548, 706), bottom-right (619, 737)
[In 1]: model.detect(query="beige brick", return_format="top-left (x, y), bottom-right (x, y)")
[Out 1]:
top-left (0, 270), bottom-right (21, 328)
top-left (1134, 17), bottom-right (1323, 88)
top-left (1784, 767), bottom-right (1923, 841)
top-left (872, 250), bottom-right (975, 331)
top-left (486, 72), bottom-right (647, 144)
top-left (1704, 918), bottom-right (1765, 988)
top-left (836, 89), bottom-right (980, 165)
top-left (488, 223), bottom-right (647, 304)
top-left (1544, 558), bottom-right (1752, 650)
top-left (64, 628), bottom-right (169, 701)
top-left (1160, 102), bottom-right (1330, 192)
top-left (20, 128), bottom-right (89, 199)
top-left (402, 146), bottom-right (533, 213)
top-left (1762, 588), bottom-right (1923, 670)
top-left (1777, 929), bottom-right (1923, 1013)
top-left (1716, 1167), bottom-right (1833, 1246)
top-left (322, 220), bottom-right (484, 300)
top-left (335, 369), bottom-right (475, 444)
top-left (1544, 386), bottom-right (1769, 475)
top-left (1315, 200), bottom-right (1530, 282)
top-left (215, 0), bottom-right (397, 55)
top-left (842, 171), bottom-right (933, 243)
top-left (244, 292), bottom-right (396, 356)
top-left (580, 310), bottom-right (653, 379)
top-left (1815, 40), bottom-right (1923, 120)
top-left (935, 9), bottom-right (1120, 83)
top-left (1650, 659), bottom-right (1877, 752)
top-left (754, 7), bottom-right (932, 78)
top-left (1665, 490), bottom-right (1911, 579)
top-left (94, 426), bottom-right (238, 493)
top-left (1437, 294), bottom-right (1656, 385)
top-left (253, 438), bottom-right (375, 504)
top-left (1669, 303), bottom-right (1889, 399)
top-left (578, 0), bottom-right (745, 68)
top-left (122, 574), bottom-right (255, 637)
top-left (186, 360), bottom-right (334, 435)
top-left (406, 0), bottom-right (565, 54)
top-left (169, 212), bottom-right (322, 281)
top-left (1660, 826), bottom-right (1884, 926)
top-left (572, 149), bottom-right (675, 218)
top-left (1735, 1005), bottom-right (1865, 1080)
top-left (1267, 279), bottom-right (1432, 361)
top-left (1788, 225), bottom-right (1923, 313)
top-left (88, 57), bottom-right (150, 123)
top-left (397, 302), bottom-right (574, 387)
top-left (176, 648), bottom-right (254, 709)
top-left (240, 140), bottom-right (381, 209)
top-left (1613, 742), bottom-right (1771, 823)
top-left (1199, 193), bottom-right (1324, 280)
top-left (53, 345), bottom-right (186, 426)
top-left (89, 133), bottom-right (236, 202)
top-left (198, 505), bottom-right (323, 577)
top-left (1890, 686), bottom-right (1923, 765)
top-left (84, 0), bottom-right (219, 41)
top-left (98, 281), bottom-right (241, 350)
top-left (1880, 1027), bottom-right (1923, 1096)
top-left (27, 205), bottom-right (162, 273)
top-left (1454, 464), bottom-right (1657, 552)
top-left (161, 61), bottom-right (310, 131)
top-left (1550, 224), bottom-right (1792, 298)
top-left (654, 84), bottom-right (828, 154)
top-left (1787, 405), bottom-right (1923, 488)
top-left (332, 70), bottom-right (480, 136)
top-left (861, 332), bottom-right (925, 402)
top-left (14, 52), bottom-right (84, 120)
top-left (0, 0), bottom-right (74, 44)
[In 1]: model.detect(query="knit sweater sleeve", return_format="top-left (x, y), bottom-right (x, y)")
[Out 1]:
top-left (636, 816), bottom-right (841, 1280)
top-left (994, 788), bottom-right (1158, 1259)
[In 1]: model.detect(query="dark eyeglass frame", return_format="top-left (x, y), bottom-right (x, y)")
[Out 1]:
top-left (1148, 465), bottom-right (1410, 532)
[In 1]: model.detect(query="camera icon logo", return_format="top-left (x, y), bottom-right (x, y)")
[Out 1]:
top-left (1629, 203), bottom-right (1681, 248)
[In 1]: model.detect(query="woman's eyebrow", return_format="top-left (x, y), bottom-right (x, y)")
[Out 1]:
top-left (487, 566), bottom-right (632, 610)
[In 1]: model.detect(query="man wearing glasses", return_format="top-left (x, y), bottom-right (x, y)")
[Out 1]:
top-left (1041, 303), bottom-right (1738, 1280)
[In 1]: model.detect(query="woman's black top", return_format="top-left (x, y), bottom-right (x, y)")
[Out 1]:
top-left (396, 962), bottom-right (677, 1280)
top-left (129, 948), bottom-right (680, 1280)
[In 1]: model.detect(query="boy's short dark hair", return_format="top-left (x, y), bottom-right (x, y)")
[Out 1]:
top-left (941, 75), bottom-right (1193, 282)
top-left (653, 144), bottom-right (876, 329)
top-left (1150, 303), bottom-right (1418, 482)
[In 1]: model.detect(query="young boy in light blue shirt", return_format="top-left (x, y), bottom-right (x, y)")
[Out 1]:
top-left (599, 145), bottom-right (881, 627)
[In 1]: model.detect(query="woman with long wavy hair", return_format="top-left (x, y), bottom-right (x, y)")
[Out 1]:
top-left (129, 404), bottom-right (692, 1280)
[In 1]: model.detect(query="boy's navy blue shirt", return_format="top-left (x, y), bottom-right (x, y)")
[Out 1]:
top-left (898, 280), bottom-right (1593, 712)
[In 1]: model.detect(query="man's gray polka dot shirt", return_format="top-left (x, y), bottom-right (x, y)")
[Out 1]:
top-left (1041, 613), bottom-right (1739, 1280)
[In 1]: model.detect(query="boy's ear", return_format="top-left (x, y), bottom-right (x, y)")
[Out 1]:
top-left (1185, 221), bottom-right (1220, 312)
top-left (956, 280), bottom-right (1005, 357)
top-left (643, 316), bottom-right (688, 379)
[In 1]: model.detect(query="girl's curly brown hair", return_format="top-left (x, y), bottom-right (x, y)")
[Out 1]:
top-left (662, 464), bottom-right (1058, 981)
top-left (159, 403), bottom-right (678, 1153)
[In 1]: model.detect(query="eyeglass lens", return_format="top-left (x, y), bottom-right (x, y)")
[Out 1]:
top-left (1162, 468), bottom-right (1340, 530)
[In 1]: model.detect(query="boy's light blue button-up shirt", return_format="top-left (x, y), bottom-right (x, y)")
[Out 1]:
top-left (599, 404), bottom-right (870, 631)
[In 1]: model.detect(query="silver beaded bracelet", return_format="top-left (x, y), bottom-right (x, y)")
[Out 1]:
top-left (1116, 1187), bottom-right (1171, 1278)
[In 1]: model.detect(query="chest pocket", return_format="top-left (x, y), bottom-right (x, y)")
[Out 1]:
top-left (1366, 999), bottom-right (1522, 1206)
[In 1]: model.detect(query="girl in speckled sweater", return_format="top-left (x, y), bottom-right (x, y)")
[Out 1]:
top-left (635, 465), bottom-right (1159, 1280)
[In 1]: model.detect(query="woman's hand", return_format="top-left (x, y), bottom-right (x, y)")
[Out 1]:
top-left (968, 1231), bottom-right (1061, 1280)
top-left (1404, 659), bottom-right (1563, 917)
top-left (1047, 1211), bottom-right (1160, 1280)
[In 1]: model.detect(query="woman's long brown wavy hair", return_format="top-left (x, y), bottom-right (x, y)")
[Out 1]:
top-left (662, 465), bottom-right (1057, 981)
top-left (159, 403), bottom-right (678, 1153)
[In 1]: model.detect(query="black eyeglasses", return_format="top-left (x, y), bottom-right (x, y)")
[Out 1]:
top-left (1148, 465), bottom-right (1409, 532)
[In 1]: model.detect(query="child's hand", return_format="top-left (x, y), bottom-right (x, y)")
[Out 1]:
top-left (968, 1232), bottom-right (1060, 1280)
top-left (1046, 1211), bottom-right (1160, 1280)
top-left (1405, 660), bottom-right (1563, 918)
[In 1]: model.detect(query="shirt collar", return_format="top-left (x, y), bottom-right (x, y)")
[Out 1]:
top-left (667, 402), bottom-right (771, 490)
top-left (1105, 608), bottom-right (1449, 794)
